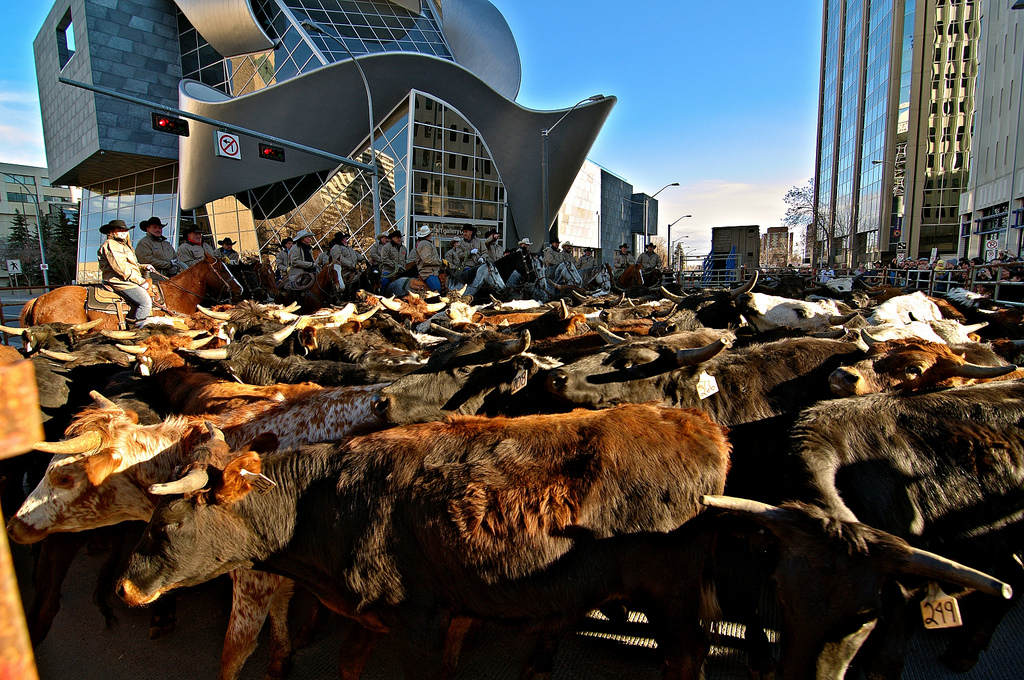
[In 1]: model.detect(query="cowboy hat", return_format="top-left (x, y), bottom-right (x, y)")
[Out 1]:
top-left (485, 228), bottom-right (499, 237)
top-left (293, 230), bottom-right (315, 241)
top-left (218, 238), bottom-right (236, 246)
top-left (619, 243), bottom-right (629, 249)
top-left (387, 229), bottom-right (404, 238)
top-left (144, 216), bottom-right (167, 228)
top-left (416, 225), bottom-right (433, 238)
top-left (180, 223), bottom-right (203, 236)
top-left (99, 219), bottom-right (131, 234)
top-left (645, 242), bottom-right (656, 249)
top-left (519, 237), bottom-right (533, 247)
top-left (461, 225), bottom-right (478, 234)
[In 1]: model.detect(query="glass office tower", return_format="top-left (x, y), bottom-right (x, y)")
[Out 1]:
top-left (813, 0), bottom-right (978, 266)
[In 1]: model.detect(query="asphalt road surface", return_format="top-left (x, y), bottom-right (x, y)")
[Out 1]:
top-left (9, 534), bottom-right (1024, 680)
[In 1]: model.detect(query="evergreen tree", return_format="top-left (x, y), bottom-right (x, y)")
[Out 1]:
top-left (45, 209), bottom-right (80, 285)
top-left (7, 210), bottom-right (31, 252)
top-left (5, 209), bottom-right (43, 285)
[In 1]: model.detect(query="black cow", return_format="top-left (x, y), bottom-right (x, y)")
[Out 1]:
top-left (123, 404), bottom-right (731, 679)
top-left (545, 335), bottom-right (863, 425)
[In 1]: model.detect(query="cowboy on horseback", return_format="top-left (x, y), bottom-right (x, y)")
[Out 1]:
top-left (482, 228), bottom-right (503, 262)
top-left (98, 219), bottom-right (153, 323)
top-left (328, 232), bottom-right (363, 290)
top-left (413, 225), bottom-right (443, 292)
top-left (578, 247), bottom-right (596, 271)
top-left (638, 242), bottom-right (663, 286)
top-left (135, 216), bottom-right (178, 277)
top-left (379, 229), bottom-right (408, 292)
top-left (216, 237), bottom-right (240, 265)
top-left (612, 242), bottom-right (634, 281)
top-left (448, 226), bottom-right (485, 282)
top-left (286, 230), bottom-right (317, 287)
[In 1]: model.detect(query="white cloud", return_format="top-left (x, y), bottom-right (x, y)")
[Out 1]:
top-left (0, 83), bottom-right (46, 167)
top-left (655, 179), bottom-right (797, 257)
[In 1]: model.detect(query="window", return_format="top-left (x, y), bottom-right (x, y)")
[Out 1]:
top-left (56, 8), bottom-right (75, 69)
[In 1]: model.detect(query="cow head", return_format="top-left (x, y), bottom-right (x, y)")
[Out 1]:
top-left (7, 395), bottom-right (191, 543)
top-left (830, 338), bottom-right (1019, 396)
top-left (704, 496), bottom-right (1011, 680)
top-left (544, 330), bottom-right (734, 409)
top-left (120, 429), bottom-right (277, 606)
top-left (371, 330), bottom-right (562, 424)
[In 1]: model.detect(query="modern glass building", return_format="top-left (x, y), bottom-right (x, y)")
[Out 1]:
top-left (813, 0), bottom-right (979, 266)
top-left (35, 0), bottom-right (615, 282)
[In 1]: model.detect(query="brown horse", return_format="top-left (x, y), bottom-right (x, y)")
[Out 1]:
top-left (616, 263), bottom-right (644, 288)
top-left (277, 263), bottom-right (345, 313)
top-left (20, 254), bottom-right (243, 330)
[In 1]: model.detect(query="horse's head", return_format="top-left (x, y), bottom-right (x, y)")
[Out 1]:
top-left (314, 263), bottom-right (345, 304)
top-left (203, 254), bottom-right (245, 302)
top-left (484, 260), bottom-right (506, 290)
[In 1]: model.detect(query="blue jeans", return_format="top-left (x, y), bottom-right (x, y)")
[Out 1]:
top-left (423, 275), bottom-right (441, 292)
top-left (118, 284), bottom-right (152, 321)
top-left (380, 276), bottom-right (390, 291)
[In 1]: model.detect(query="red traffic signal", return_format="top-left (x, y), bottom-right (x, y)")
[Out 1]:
top-left (151, 112), bottom-right (189, 136)
top-left (259, 143), bottom-right (286, 162)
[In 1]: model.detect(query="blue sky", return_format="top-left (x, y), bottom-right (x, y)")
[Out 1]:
top-left (2, 0), bottom-right (824, 253)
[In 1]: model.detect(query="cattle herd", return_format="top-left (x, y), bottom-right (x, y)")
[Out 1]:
top-left (4, 270), bottom-right (1024, 680)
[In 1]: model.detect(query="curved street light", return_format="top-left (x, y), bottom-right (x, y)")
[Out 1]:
top-left (300, 20), bottom-right (381, 240)
top-left (643, 182), bottom-right (679, 247)
top-left (666, 214), bottom-right (691, 270)
top-left (542, 94), bottom-right (606, 236)
top-left (5, 174), bottom-right (49, 286)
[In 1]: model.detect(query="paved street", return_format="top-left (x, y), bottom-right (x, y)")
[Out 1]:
top-left (10, 536), bottom-right (1024, 680)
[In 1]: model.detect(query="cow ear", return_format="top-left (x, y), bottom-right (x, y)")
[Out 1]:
top-left (214, 451), bottom-right (263, 504)
top-left (84, 449), bottom-right (122, 486)
top-left (124, 409), bottom-right (139, 424)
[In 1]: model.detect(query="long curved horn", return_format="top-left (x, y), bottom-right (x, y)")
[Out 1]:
top-left (661, 287), bottom-right (684, 304)
top-left (101, 330), bottom-right (141, 341)
top-left (89, 391), bottom-right (123, 411)
top-left (0, 324), bottom-right (23, 335)
top-left (354, 303), bottom-right (382, 323)
top-left (115, 344), bottom-right (148, 355)
top-left (559, 299), bottom-right (570, 320)
top-left (379, 296), bottom-right (403, 312)
top-left (829, 312), bottom-right (860, 325)
top-left (39, 349), bottom-right (77, 362)
top-left (572, 291), bottom-right (590, 305)
top-left (596, 325), bottom-right (627, 345)
top-left (281, 302), bottom-right (301, 314)
top-left (183, 329), bottom-right (208, 338)
top-left (271, 320), bottom-right (301, 344)
top-left (499, 330), bottom-right (531, 357)
top-left (70, 319), bottom-right (104, 333)
top-left (424, 302), bottom-right (447, 314)
top-left (454, 284), bottom-right (468, 296)
top-left (961, 323), bottom-right (988, 334)
top-left (188, 336), bottom-right (215, 350)
top-left (898, 546), bottom-right (1012, 600)
top-left (859, 329), bottom-right (883, 348)
top-left (948, 363), bottom-right (1020, 380)
top-left (675, 339), bottom-right (730, 367)
top-left (33, 431), bottom-right (103, 455)
top-left (429, 323), bottom-right (466, 341)
top-left (729, 271), bottom-right (759, 299)
top-left (702, 495), bottom-right (781, 514)
top-left (197, 305), bottom-right (232, 321)
top-left (653, 303), bottom-right (679, 319)
top-left (148, 468), bottom-right (210, 496)
top-left (191, 347), bottom-right (230, 360)
top-left (204, 421), bottom-right (226, 441)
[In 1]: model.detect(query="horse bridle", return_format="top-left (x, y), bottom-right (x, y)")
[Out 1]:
top-left (153, 261), bottom-right (242, 306)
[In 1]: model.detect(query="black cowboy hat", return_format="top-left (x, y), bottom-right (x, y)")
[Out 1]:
top-left (218, 238), bottom-right (236, 246)
top-left (461, 225), bottom-right (478, 234)
top-left (619, 243), bottom-right (629, 249)
top-left (99, 219), bottom-right (131, 234)
top-left (485, 228), bottom-right (498, 237)
top-left (645, 242), bottom-right (656, 249)
top-left (144, 216), bottom-right (167, 228)
top-left (387, 229), bottom-right (403, 238)
top-left (180, 223), bottom-right (204, 236)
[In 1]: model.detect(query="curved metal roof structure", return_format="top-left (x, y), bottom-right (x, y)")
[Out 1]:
top-left (173, 0), bottom-right (276, 57)
top-left (435, 0), bottom-right (521, 100)
top-left (177, 52), bottom-right (615, 247)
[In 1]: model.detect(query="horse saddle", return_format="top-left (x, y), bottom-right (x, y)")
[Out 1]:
top-left (86, 285), bottom-right (127, 314)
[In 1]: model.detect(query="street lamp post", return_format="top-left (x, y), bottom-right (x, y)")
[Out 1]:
top-left (301, 20), bottom-right (381, 239)
top-left (666, 214), bottom-right (691, 270)
top-left (542, 95), bottom-right (605, 236)
top-left (6, 174), bottom-right (49, 286)
top-left (643, 182), bottom-right (679, 248)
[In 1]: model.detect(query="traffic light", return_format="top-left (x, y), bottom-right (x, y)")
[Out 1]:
top-left (259, 143), bottom-right (286, 162)
top-left (151, 112), bottom-right (189, 136)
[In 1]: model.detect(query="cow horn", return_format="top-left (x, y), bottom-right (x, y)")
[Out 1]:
top-left (281, 302), bottom-right (301, 314)
top-left (429, 323), bottom-right (466, 341)
top-left (829, 312), bottom-right (860, 325)
top-left (653, 303), bottom-right (679, 319)
top-left (0, 324), bottom-right (23, 335)
top-left (489, 294), bottom-right (503, 306)
top-left (572, 291), bottom-right (589, 304)
top-left (424, 302), bottom-right (447, 314)
top-left (380, 296), bottom-right (403, 312)
top-left (70, 319), bottom-right (104, 333)
top-left (898, 547), bottom-right (1012, 600)
top-left (39, 349), bottom-right (77, 362)
top-left (352, 304), bottom-right (381, 322)
top-left (197, 305), bottom-right (232, 321)
top-left (183, 329), bottom-right (208, 338)
top-left (454, 284), bottom-right (468, 296)
top-left (204, 421), bottom-right (226, 441)
top-left (148, 468), bottom-right (209, 496)
top-left (188, 336), bottom-right (214, 350)
top-left (948, 363), bottom-right (1020, 379)
top-left (868, 289), bottom-right (888, 299)
top-left (728, 272), bottom-right (759, 299)
top-left (559, 299), bottom-right (570, 320)
top-left (271, 320), bottom-right (300, 344)
top-left (702, 495), bottom-right (781, 515)
top-left (115, 344), bottom-right (148, 355)
top-left (33, 431), bottom-right (103, 455)
top-left (661, 287), bottom-right (684, 304)
top-left (191, 347), bottom-right (230, 360)
top-left (596, 326), bottom-right (627, 345)
top-left (101, 330), bottom-right (141, 340)
top-left (500, 330), bottom-right (531, 357)
top-left (89, 391), bottom-right (122, 411)
top-left (859, 329), bottom-right (883, 348)
top-left (962, 323), bottom-right (988, 334)
top-left (675, 339), bottom-right (730, 367)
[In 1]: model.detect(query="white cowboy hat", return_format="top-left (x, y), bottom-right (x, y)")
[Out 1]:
top-left (519, 238), bottom-right (533, 246)
top-left (416, 225), bottom-right (432, 238)
top-left (293, 230), bottom-right (315, 240)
